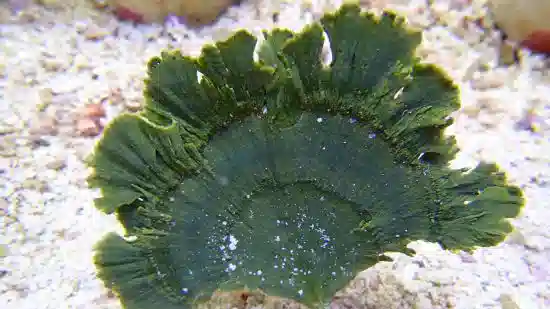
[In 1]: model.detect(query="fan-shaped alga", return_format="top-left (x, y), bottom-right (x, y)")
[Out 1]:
top-left (86, 4), bottom-right (524, 309)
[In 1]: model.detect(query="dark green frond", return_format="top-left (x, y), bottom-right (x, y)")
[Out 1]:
top-left (87, 3), bottom-right (524, 309)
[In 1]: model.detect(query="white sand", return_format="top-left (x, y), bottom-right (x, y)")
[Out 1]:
top-left (1, 1), bottom-right (549, 308)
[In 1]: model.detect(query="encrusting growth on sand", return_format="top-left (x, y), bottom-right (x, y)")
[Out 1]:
top-left (85, 4), bottom-right (524, 309)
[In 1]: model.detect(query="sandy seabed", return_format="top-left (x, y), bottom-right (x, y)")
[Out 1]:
top-left (1, 1), bottom-right (549, 308)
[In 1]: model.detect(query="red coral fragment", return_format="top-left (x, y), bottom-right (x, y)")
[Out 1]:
top-left (114, 6), bottom-right (144, 23)
top-left (521, 30), bottom-right (550, 54)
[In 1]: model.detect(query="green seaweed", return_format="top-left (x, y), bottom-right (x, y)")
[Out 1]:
top-left (86, 4), bottom-right (524, 309)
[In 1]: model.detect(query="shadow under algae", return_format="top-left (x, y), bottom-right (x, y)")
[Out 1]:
top-left (86, 4), bottom-right (525, 309)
